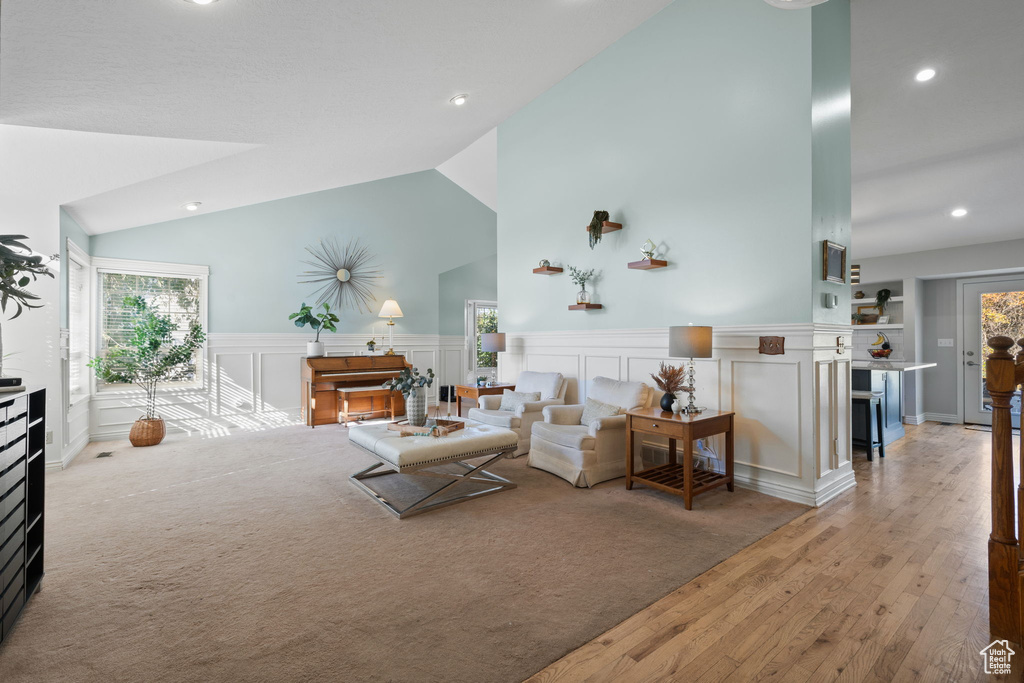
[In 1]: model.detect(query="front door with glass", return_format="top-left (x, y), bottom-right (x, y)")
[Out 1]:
top-left (963, 277), bottom-right (1024, 427)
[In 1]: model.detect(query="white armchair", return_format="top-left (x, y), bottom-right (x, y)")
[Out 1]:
top-left (528, 376), bottom-right (652, 487)
top-left (466, 371), bottom-right (568, 457)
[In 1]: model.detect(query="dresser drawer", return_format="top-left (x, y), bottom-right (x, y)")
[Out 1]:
top-left (5, 416), bottom-right (26, 442)
top-left (0, 501), bottom-right (25, 549)
top-left (2, 578), bottom-right (25, 637)
top-left (1, 559), bottom-right (23, 614)
top-left (0, 524), bottom-right (23, 574)
top-left (630, 416), bottom-right (686, 439)
top-left (0, 435), bottom-right (26, 470)
top-left (0, 459), bottom-right (26, 498)
top-left (7, 395), bottom-right (27, 419)
top-left (0, 482), bottom-right (25, 521)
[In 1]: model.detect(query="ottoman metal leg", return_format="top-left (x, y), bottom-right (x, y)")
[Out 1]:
top-left (350, 448), bottom-right (517, 519)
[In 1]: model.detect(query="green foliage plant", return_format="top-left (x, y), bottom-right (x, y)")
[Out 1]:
top-left (288, 302), bottom-right (340, 341)
top-left (88, 296), bottom-right (206, 420)
top-left (382, 367), bottom-right (435, 398)
top-left (0, 234), bottom-right (55, 375)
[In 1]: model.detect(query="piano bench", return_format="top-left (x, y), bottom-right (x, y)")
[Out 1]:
top-left (338, 386), bottom-right (396, 426)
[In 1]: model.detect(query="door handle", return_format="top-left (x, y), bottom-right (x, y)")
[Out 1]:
top-left (966, 361), bottom-right (979, 367)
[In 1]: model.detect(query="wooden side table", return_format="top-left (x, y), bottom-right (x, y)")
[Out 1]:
top-left (454, 384), bottom-right (515, 417)
top-left (625, 407), bottom-right (735, 510)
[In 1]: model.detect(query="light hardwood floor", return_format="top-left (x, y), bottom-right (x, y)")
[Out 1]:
top-left (529, 422), bottom-right (1020, 682)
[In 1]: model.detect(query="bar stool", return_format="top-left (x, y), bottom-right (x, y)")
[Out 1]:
top-left (851, 390), bottom-right (885, 460)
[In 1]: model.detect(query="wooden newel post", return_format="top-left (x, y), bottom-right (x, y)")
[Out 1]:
top-left (987, 335), bottom-right (1022, 644)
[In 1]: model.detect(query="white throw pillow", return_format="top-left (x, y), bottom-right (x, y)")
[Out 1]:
top-left (580, 397), bottom-right (621, 426)
top-left (499, 390), bottom-right (541, 412)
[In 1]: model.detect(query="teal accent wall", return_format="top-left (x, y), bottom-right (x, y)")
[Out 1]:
top-left (438, 254), bottom-right (498, 336)
top-left (497, 0), bottom-right (849, 332)
top-left (90, 171), bottom-right (496, 334)
top-left (59, 208), bottom-right (92, 328)
top-left (811, 0), bottom-right (852, 323)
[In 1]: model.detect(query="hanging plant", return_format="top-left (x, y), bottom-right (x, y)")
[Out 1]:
top-left (587, 210), bottom-right (610, 249)
top-left (875, 288), bottom-right (892, 315)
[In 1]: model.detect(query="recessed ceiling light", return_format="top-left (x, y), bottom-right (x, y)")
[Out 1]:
top-left (915, 68), bottom-right (936, 82)
top-left (183, 202), bottom-right (203, 211)
top-left (449, 94), bottom-right (469, 106)
top-left (950, 207), bottom-right (968, 218)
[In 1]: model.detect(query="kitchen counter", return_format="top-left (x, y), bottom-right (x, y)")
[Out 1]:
top-left (851, 360), bottom-right (937, 372)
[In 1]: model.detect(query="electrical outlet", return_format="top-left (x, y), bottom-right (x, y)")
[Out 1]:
top-left (45, 430), bottom-right (54, 444)
top-left (938, 339), bottom-right (954, 347)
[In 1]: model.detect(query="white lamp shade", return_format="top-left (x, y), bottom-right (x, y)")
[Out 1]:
top-left (668, 326), bottom-right (713, 359)
top-left (378, 299), bottom-right (403, 318)
top-left (481, 333), bottom-right (506, 353)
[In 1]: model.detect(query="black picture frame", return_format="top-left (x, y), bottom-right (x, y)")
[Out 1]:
top-left (822, 240), bottom-right (846, 284)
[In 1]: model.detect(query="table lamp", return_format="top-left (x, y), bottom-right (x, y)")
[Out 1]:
top-left (378, 299), bottom-right (403, 356)
top-left (668, 325), bottom-right (713, 414)
top-left (480, 332), bottom-right (506, 353)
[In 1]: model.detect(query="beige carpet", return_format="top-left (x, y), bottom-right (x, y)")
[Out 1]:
top-left (0, 424), bottom-right (806, 683)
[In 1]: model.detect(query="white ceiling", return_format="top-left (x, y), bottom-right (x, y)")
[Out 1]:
top-left (850, 0), bottom-right (1024, 259)
top-left (0, 0), bottom-right (672, 234)
top-left (2, 0), bottom-right (1021, 260)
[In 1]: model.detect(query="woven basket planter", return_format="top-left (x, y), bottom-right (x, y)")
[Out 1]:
top-left (129, 418), bottom-right (166, 447)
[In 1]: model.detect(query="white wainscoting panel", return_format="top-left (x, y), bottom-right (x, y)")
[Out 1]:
top-left (500, 324), bottom-right (854, 506)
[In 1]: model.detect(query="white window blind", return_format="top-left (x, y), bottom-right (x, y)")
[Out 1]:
top-left (98, 271), bottom-right (204, 387)
top-left (67, 257), bottom-right (90, 396)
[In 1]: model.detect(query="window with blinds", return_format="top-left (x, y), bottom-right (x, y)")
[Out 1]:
top-left (67, 256), bottom-right (90, 397)
top-left (97, 271), bottom-right (204, 387)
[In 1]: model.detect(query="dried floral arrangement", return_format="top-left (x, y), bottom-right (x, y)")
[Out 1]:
top-left (650, 362), bottom-right (686, 394)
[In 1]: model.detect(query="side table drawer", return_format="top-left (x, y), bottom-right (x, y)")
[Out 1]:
top-left (456, 386), bottom-right (477, 399)
top-left (630, 416), bottom-right (685, 439)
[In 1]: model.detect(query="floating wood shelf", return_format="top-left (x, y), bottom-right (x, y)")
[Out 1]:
top-left (583, 221), bottom-right (622, 234)
top-left (532, 266), bottom-right (563, 275)
top-left (627, 259), bottom-right (668, 270)
top-left (568, 303), bottom-right (603, 310)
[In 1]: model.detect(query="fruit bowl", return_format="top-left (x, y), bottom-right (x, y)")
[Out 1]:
top-left (869, 348), bottom-right (892, 359)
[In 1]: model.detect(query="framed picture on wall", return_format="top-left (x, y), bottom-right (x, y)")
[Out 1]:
top-left (822, 240), bottom-right (847, 284)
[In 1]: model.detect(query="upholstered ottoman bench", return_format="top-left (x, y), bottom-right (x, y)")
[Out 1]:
top-left (347, 422), bottom-right (519, 518)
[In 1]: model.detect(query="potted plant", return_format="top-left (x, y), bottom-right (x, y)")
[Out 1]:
top-left (568, 266), bottom-right (597, 305)
top-left (875, 289), bottom-right (892, 316)
top-left (651, 362), bottom-right (686, 412)
top-left (289, 302), bottom-right (339, 357)
top-left (89, 296), bottom-right (206, 447)
top-left (0, 235), bottom-right (55, 378)
top-left (587, 210), bottom-right (610, 249)
top-left (851, 312), bottom-right (865, 325)
top-left (382, 366), bottom-right (435, 426)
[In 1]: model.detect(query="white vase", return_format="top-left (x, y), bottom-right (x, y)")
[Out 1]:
top-left (671, 398), bottom-right (683, 414)
top-left (406, 387), bottom-right (427, 426)
top-left (307, 341), bottom-right (325, 358)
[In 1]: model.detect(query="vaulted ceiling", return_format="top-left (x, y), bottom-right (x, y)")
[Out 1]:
top-left (2, 0), bottom-right (1021, 260)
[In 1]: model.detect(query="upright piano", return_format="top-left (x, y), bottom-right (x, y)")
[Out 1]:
top-left (301, 355), bottom-right (410, 427)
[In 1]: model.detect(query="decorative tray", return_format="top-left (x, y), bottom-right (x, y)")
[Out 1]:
top-left (386, 418), bottom-right (465, 437)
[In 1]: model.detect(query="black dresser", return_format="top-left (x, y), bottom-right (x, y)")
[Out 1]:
top-left (0, 388), bottom-right (45, 644)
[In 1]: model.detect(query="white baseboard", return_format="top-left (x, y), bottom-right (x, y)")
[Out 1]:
top-left (923, 412), bottom-right (960, 424)
top-left (903, 413), bottom-right (926, 425)
top-left (48, 437), bottom-right (89, 472)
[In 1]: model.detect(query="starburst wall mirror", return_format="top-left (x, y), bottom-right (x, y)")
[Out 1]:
top-left (299, 238), bottom-right (381, 313)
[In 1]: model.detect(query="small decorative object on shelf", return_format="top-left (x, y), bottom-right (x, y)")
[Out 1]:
top-left (366, 338), bottom-right (376, 353)
top-left (855, 305), bottom-right (879, 324)
top-left (539, 259), bottom-right (550, 268)
top-left (382, 366), bottom-right (435, 426)
top-left (854, 290), bottom-right (866, 299)
top-left (289, 302), bottom-right (340, 357)
top-left (587, 210), bottom-right (611, 249)
top-left (641, 239), bottom-right (657, 260)
top-left (758, 336), bottom-right (785, 355)
top-left (651, 362), bottom-right (686, 412)
top-left (869, 332), bottom-right (892, 359)
top-left (568, 266), bottom-right (597, 305)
